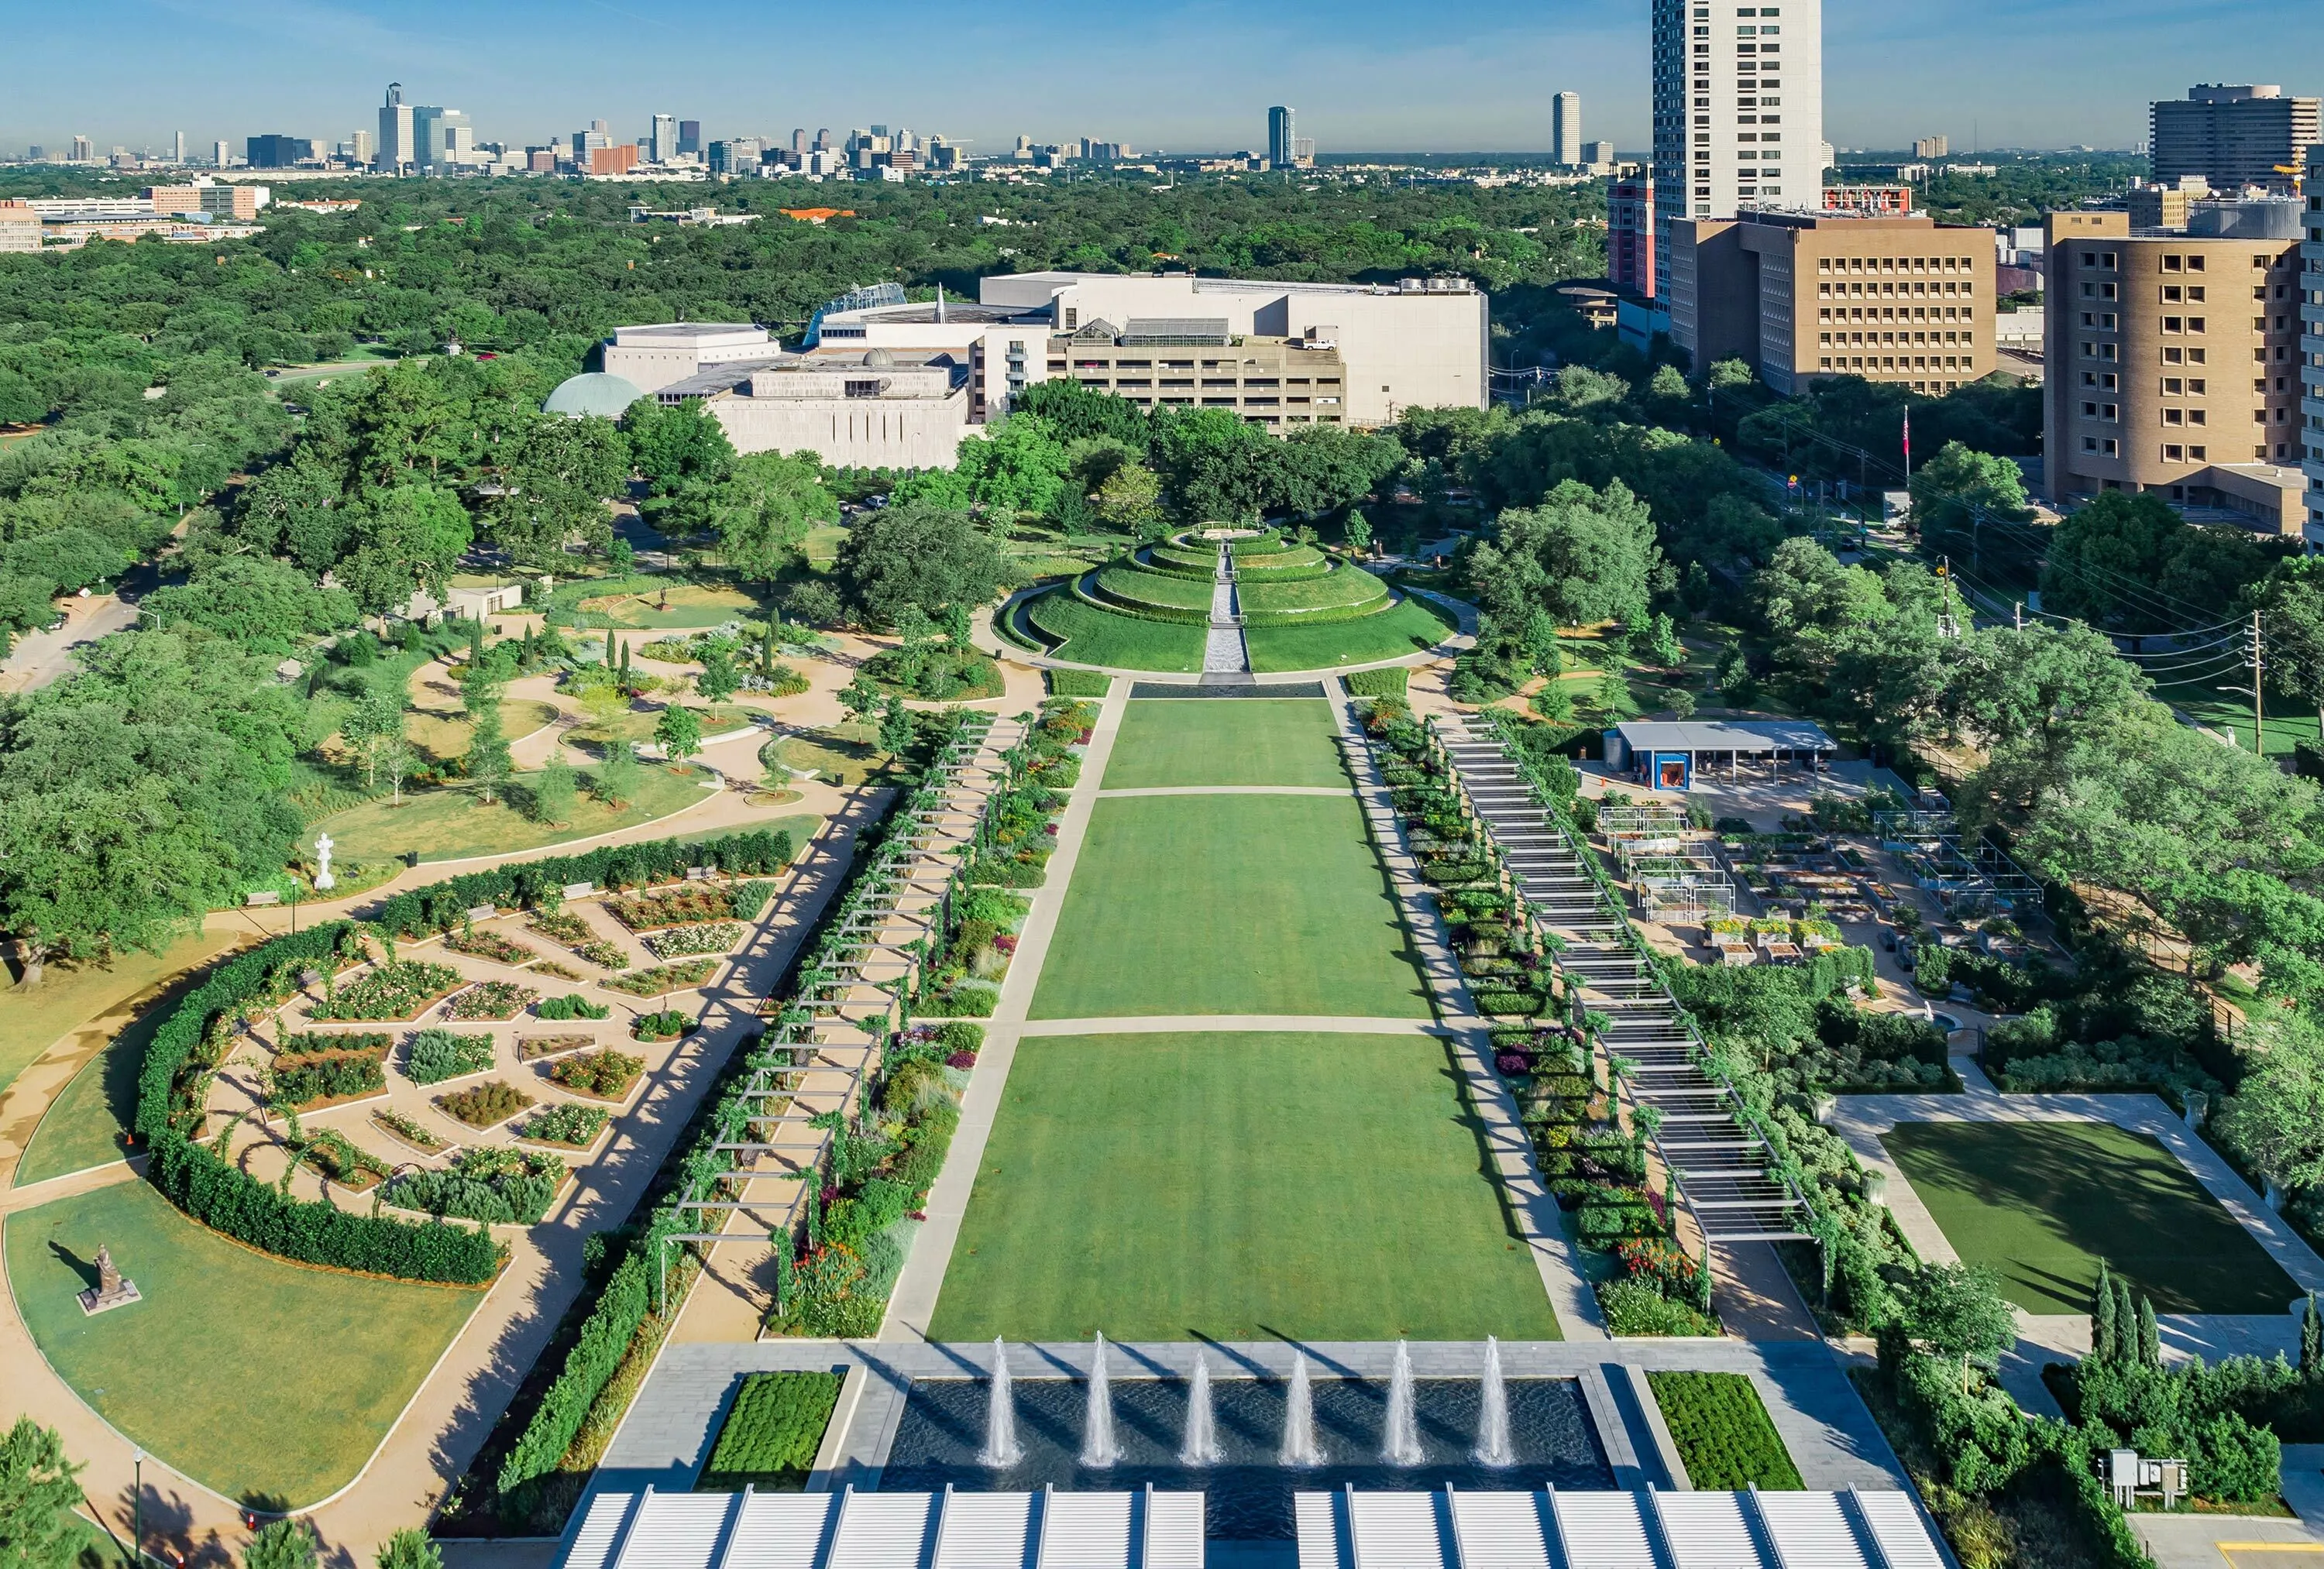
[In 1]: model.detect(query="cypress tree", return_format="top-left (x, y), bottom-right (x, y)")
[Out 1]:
top-left (2305, 1294), bottom-right (2323, 1382)
top-left (2115, 1278), bottom-right (2137, 1363)
top-left (2137, 1294), bottom-right (2161, 1370)
top-left (2092, 1262), bottom-right (2118, 1364)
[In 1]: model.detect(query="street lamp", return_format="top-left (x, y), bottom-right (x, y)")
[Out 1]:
top-left (132, 1449), bottom-right (143, 1569)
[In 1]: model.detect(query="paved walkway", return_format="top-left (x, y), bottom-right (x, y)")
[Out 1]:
top-left (1329, 681), bottom-right (1606, 1341)
top-left (1204, 546), bottom-right (1250, 676)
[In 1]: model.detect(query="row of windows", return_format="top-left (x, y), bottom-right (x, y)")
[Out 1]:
top-left (1077, 379), bottom-right (1343, 407)
top-left (1818, 307), bottom-right (1975, 324)
top-left (2078, 249), bottom-right (2278, 271)
top-left (1820, 331), bottom-right (1975, 351)
top-left (1817, 354), bottom-right (1972, 373)
top-left (1820, 280), bottom-right (1973, 297)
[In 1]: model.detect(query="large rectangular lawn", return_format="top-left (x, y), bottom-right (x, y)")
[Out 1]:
top-left (1882, 1120), bottom-right (2296, 1314)
top-left (1027, 793), bottom-right (1430, 1019)
top-left (928, 1032), bottom-right (1561, 1341)
top-left (1101, 698), bottom-right (1349, 790)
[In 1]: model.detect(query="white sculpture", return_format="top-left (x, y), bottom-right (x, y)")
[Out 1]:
top-left (313, 832), bottom-right (336, 892)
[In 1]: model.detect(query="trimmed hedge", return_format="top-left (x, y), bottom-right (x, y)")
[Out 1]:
top-left (133, 830), bottom-right (794, 1289)
top-left (699, 1372), bottom-right (844, 1488)
top-left (496, 1251), bottom-right (652, 1494)
top-left (1237, 565), bottom-right (1391, 615)
top-left (1648, 1371), bottom-right (1803, 1489)
top-left (1344, 667), bottom-right (1410, 699)
top-left (1046, 668), bottom-right (1112, 698)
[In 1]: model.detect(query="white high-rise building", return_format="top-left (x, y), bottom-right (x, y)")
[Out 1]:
top-left (1650, 0), bottom-right (1824, 272)
top-left (212, 139), bottom-right (229, 168)
top-left (172, 130), bottom-right (186, 163)
top-left (1551, 92), bottom-right (1582, 166)
top-left (650, 114), bottom-right (678, 163)
top-left (376, 82), bottom-right (413, 170)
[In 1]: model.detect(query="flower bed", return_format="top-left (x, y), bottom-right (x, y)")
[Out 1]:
top-left (643, 922), bottom-right (744, 960)
top-left (383, 1146), bottom-right (567, 1225)
top-left (528, 911), bottom-right (597, 946)
top-left (1647, 1372), bottom-right (1803, 1489)
top-left (445, 980), bottom-right (539, 1021)
top-left (311, 961), bottom-right (464, 1021)
top-left (517, 1034), bottom-right (597, 1062)
top-left (536, 993), bottom-right (612, 1021)
top-left (573, 940), bottom-right (632, 971)
top-left (276, 1029), bottom-right (391, 1057)
top-left (603, 960), bottom-right (716, 997)
top-left (437, 1080), bottom-right (537, 1130)
top-left (631, 1011), bottom-right (696, 1042)
top-left (530, 960), bottom-right (586, 983)
top-left (606, 880), bottom-right (775, 932)
top-left (445, 929), bottom-right (538, 966)
top-left (547, 1049), bottom-right (646, 1101)
top-left (267, 1043), bottom-right (389, 1111)
top-left (299, 1129), bottom-right (393, 1192)
top-left (404, 1028), bottom-right (498, 1087)
top-left (522, 1102), bottom-right (612, 1149)
top-left (373, 1109), bottom-right (450, 1156)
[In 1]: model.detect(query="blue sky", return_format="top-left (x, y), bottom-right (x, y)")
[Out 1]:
top-left (1, 0), bottom-right (2299, 157)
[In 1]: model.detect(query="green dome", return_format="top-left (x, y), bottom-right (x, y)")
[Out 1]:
top-left (544, 372), bottom-right (646, 420)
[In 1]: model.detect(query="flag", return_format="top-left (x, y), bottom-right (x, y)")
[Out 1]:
top-left (1901, 407), bottom-right (1912, 466)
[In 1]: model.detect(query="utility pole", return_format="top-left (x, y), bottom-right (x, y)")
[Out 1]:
top-left (2013, 600), bottom-right (2023, 632)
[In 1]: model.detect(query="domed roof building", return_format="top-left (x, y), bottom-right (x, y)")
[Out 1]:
top-left (543, 372), bottom-right (647, 420)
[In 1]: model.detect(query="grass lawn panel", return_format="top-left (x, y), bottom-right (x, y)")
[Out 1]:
top-left (1102, 699), bottom-right (1348, 790)
top-left (1023, 591), bottom-right (1205, 673)
top-left (929, 1032), bottom-right (1560, 1342)
top-left (404, 699), bottom-right (561, 762)
top-left (766, 725), bottom-right (907, 788)
top-left (1245, 596), bottom-right (1456, 673)
top-left (584, 583), bottom-right (770, 629)
top-left (314, 763), bottom-right (710, 863)
top-left (17, 980), bottom-right (193, 1186)
top-left (0, 927), bottom-right (241, 1101)
top-left (576, 705), bottom-right (758, 750)
top-left (5, 1179), bottom-right (479, 1507)
top-left (1028, 795), bottom-right (1428, 1020)
top-left (1882, 1121), bottom-right (2296, 1314)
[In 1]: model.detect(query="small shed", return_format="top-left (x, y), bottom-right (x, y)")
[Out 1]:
top-left (1604, 718), bottom-right (1837, 791)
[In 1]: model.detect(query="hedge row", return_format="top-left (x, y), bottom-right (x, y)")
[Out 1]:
top-left (699, 1372), bottom-right (843, 1487)
top-left (132, 830), bottom-right (796, 1289)
top-left (1069, 575), bottom-right (1209, 625)
top-left (493, 1249), bottom-right (652, 1494)
top-left (1647, 1371), bottom-right (1803, 1490)
top-left (369, 829), bottom-right (794, 940)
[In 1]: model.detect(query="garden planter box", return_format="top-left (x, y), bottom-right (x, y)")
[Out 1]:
top-left (370, 1111), bottom-right (456, 1160)
top-left (517, 1118), bottom-right (614, 1157)
top-left (440, 982), bottom-right (540, 1022)
top-left (538, 1064), bottom-right (646, 1108)
top-left (434, 1082), bottom-right (538, 1132)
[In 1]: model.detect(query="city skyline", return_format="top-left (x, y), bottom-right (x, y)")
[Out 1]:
top-left (0, 0), bottom-right (2299, 156)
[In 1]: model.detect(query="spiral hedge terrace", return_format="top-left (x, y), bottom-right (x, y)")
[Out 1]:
top-left (133, 828), bottom-right (797, 1286)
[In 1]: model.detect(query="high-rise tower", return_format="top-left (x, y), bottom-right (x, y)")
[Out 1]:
top-left (1267, 106), bottom-right (1295, 170)
top-left (1651, 0), bottom-right (1824, 274)
top-left (1551, 92), bottom-right (1581, 166)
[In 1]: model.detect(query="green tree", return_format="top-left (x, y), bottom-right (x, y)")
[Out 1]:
top-left (592, 740), bottom-right (642, 807)
top-left (708, 451), bottom-right (837, 588)
top-left (1149, 407), bottom-right (1274, 524)
top-left (0, 1416), bottom-right (83, 1569)
top-left (339, 485), bottom-right (473, 616)
top-left (655, 704), bottom-right (702, 762)
top-left (244, 1519), bottom-right (318, 1569)
top-left (1467, 477), bottom-right (1661, 632)
top-left (2040, 491), bottom-right (2185, 628)
top-left (838, 671), bottom-right (882, 725)
top-left (2092, 1261), bottom-right (2119, 1364)
top-left (624, 398), bottom-right (734, 493)
top-left (529, 754), bottom-right (577, 825)
top-left (1343, 507), bottom-right (1373, 555)
top-left (2, 527), bottom-right (130, 595)
top-left (146, 555), bottom-right (359, 654)
top-left (1092, 460), bottom-right (1163, 536)
top-left (340, 689), bottom-right (407, 789)
top-left (1010, 381), bottom-right (1149, 445)
top-left (2302, 1293), bottom-right (2322, 1382)
top-left (956, 418), bottom-right (1071, 520)
top-left (2216, 1011), bottom-right (2324, 1193)
top-left (376, 1529), bottom-right (443, 1569)
top-left (831, 502), bottom-right (1006, 627)
top-left (878, 695), bottom-right (914, 757)
top-left (465, 702), bottom-right (511, 804)
top-left (487, 414), bottom-right (626, 565)
top-left (1899, 1262), bottom-right (2017, 1395)
top-left (696, 645), bottom-right (739, 702)
top-left (1755, 538), bottom-right (1889, 639)
top-left (2248, 558), bottom-right (2324, 737)
top-left (1907, 440), bottom-right (2030, 575)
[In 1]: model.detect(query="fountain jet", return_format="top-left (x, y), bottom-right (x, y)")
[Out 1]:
top-left (1382, 1340), bottom-right (1424, 1466)
top-left (981, 1337), bottom-right (1023, 1468)
top-left (1280, 1351), bottom-right (1325, 1467)
top-left (1474, 1335), bottom-right (1514, 1467)
top-left (1180, 1351), bottom-right (1222, 1465)
top-left (1080, 1333), bottom-right (1119, 1468)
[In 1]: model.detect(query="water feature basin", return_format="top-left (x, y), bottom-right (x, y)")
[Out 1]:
top-left (881, 1373), bottom-right (1610, 1541)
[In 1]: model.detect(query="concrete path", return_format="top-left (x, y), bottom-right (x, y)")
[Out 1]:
top-left (596, 1335), bottom-right (1907, 1499)
top-left (1203, 545), bottom-right (1251, 676)
top-left (1328, 679), bottom-right (1607, 1341)
top-left (878, 679), bottom-right (1131, 1344)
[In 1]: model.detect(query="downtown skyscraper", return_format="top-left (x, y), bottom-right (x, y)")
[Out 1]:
top-left (1650, 0), bottom-right (1824, 269)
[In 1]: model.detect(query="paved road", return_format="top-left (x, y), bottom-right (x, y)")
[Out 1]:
top-left (0, 591), bottom-right (136, 694)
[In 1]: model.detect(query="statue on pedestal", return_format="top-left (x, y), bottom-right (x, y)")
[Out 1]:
top-left (313, 832), bottom-right (336, 893)
top-left (77, 1242), bottom-right (142, 1316)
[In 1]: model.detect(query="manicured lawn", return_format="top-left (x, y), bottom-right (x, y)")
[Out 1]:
top-left (582, 583), bottom-right (770, 629)
top-left (1102, 698), bottom-right (1349, 790)
top-left (16, 975), bottom-right (197, 1185)
top-left (5, 1179), bottom-right (480, 1507)
top-left (1028, 795), bottom-right (1429, 1020)
top-left (0, 929), bottom-right (241, 1100)
top-left (573, 703), bottom-right (761, 750)
top-left (1882, 1121), bottom-right (2296, 1314)
top-left (405, 698), bottom-right (561, 762)
top-left (1023, 590), bottom-right (1205, 672)
top-left (929, 1032), bottom-right (1560, 1341)
top-left (765, 724), bottom-right (906, 788)
top-left (314, 763), bottom-right (713, 863)
top-left (1245, 596), bottom-right (1456, 672)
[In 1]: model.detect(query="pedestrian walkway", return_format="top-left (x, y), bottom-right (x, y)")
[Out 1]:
top-left (1203, 543), bottom-right (1251, 677)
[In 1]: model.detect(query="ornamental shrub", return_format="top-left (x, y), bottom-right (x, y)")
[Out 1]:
top-left (1647, 1372), bottom-right (1803, 1488)
top-left (404, 1028), bottom-right (497, 1086)
top-left (496, 1252), bottom-right (651, 1494)
top-left (698, 1372), bottom-right (843, 1488)
top-left (535, 994), bottom-right (612, 1021)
